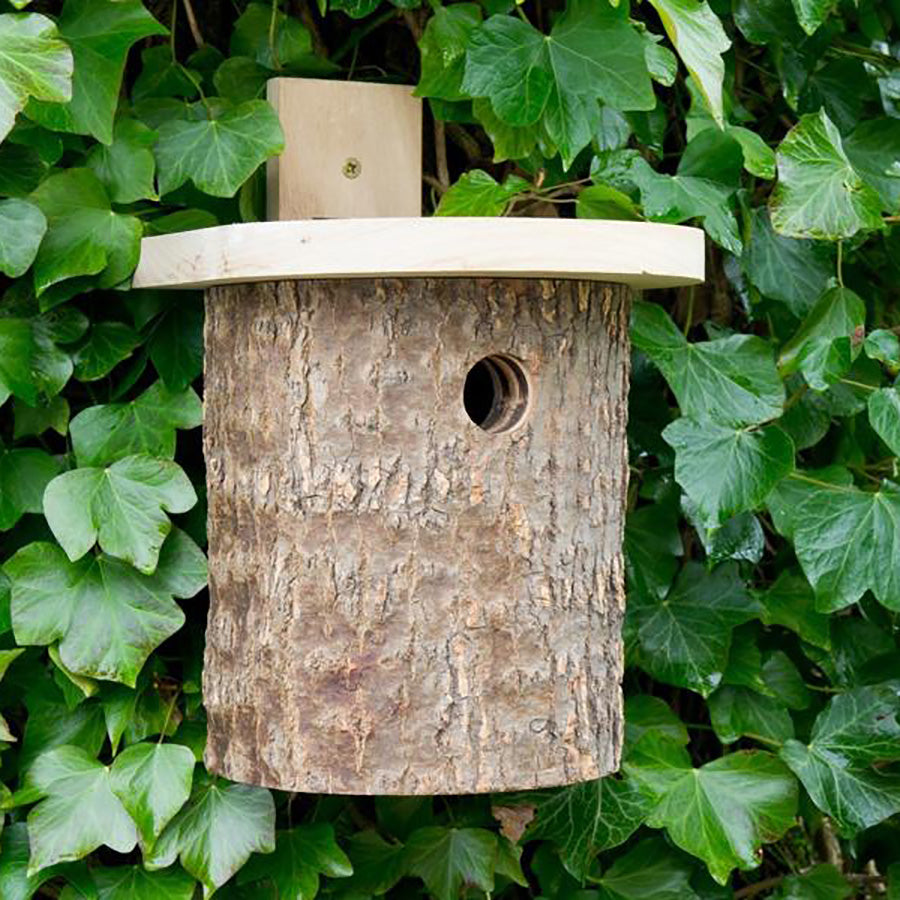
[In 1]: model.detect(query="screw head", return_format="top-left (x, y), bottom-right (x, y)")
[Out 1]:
top-left (342, 157), bottom-right (362, 179)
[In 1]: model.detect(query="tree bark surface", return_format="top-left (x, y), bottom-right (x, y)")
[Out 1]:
top-left (203, 277), bottom-right (631, 794)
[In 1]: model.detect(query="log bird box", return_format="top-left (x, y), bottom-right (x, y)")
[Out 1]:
top-left (133, 78), bottom-right (705, 795)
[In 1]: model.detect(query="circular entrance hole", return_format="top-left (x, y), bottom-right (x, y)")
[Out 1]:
top-left (463, 354), bottom-right (531, 433)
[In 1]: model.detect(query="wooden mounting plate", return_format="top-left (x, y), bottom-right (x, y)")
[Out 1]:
top-left (132, 218), bottom-right (705, 290)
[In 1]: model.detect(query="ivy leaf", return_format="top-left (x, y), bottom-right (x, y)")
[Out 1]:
top-left (708, 686), bottom-right (794, 745)
top-left (146, 296), bottom-right (204, 392)
top-left (145, 774), bottom-right (276, 897)
top-left (415, 3), bottom-right (482, 101)
top-left (5, 530), bottom-right (205, 685)
top-left (435, 170), bottom-right (528, 216)
top-left (628, 562), bottom-right (761, 696)
top-left (155, 100), bottom-right (285, 198)
top-left (72, 321), bottom-right (142, 382)
top-left (524, 778), bottom-right (652, 881)
top-left (230, 2), bottom-right (313, 70)
top-left (791, 0), bottom-right (834, 36)
top-left (26, 0), bottom-right (166, 145)
top-left (93, 865), bottom-right (196, 900)
top-left (24, 744), bottom-right (138, 874)
top-left (0, 318), bottom-right (38, 407)
top-left (86, 117), bottom-right (158, 204)
top-left (843, 119), bottom-right (900, 214)
top-left (0, 822), bottom-right (92, 900)
top-left (0, 199), bottom-right (46, 278)
top-left (743, 209), bottom-right (833, 318)
top-left (624, 695), bottom-right (689, 751)
top-left (774, 864), bottom-right (851, 900)
top-left (0, 13), bottom-right (73, 143)
top-left (240, 824), bottom-right (354, 899)
top-left (403, 827), bottom-right (498, 900)
top-left (780, 683), bottom-right (900, 834)
top-left (43, 454), bottom-right (197, 573)
top-left (109, 742), bottom-right (196, 850)
top-left (769, 472), bottom-right (900, 611)
top-left (595, 837), bottom-right (698, 900)
top-left (631, 300), bottom-right (785, 426)
top-left (663, 418), bottom-right (794, 525)
top-left (760, 571), bottom-right (831, 650)
top-left (628, 749), bottom-right (798, 884)
top-left (0, 445), bottom-right (60, 531)
top-left (70, 381), bottom-right (203, 467)
top-left (16, 399), bottom-right (69, 441)
top-left (770, 110), bottom-right (884, 240)
top-left (340, 831), bottom-right (406, 896)
top-left (864, 329), bottom-right (900, 369)
top-left (462, 0), bottom-right (654, 165)
top-left (132, 44), bottom-right (200, 102)
top-left (30, 169), bottom-right (142, 303)
top-left (779, 287), bottom-right (865, 390)
top-left (646, 0), bottom-right (730, 125)
top-left (610, 149), bottom-right (742, 253)
top-left (868, 388), bottom-right (900, 457)
top-left (624, 501), bottom-right (682, 605)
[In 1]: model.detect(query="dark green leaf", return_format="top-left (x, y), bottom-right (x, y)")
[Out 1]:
top-left (773, 863), bottom-right (851, 900)
top-left (404, 827), bottom-right (497, 900)
top-left (240, 824), bottom-right (354, 899)
top-left (43, 454), bottom-right (197, 573)
top-left (628, 562), bottom-right (762, 696)
top-left (0, 199), bottom-right (46, 278)
top-left (70, 381), bottom-right (203, 467)
top-left (93, 865), bottom-right (196, 900)
top-left (0, 445), bottom-right (60, 530)
top-left (760, 571), bottom-right (831, 650)
top-left (462, 1), bottom-right (654, 165)
top-left (595, 837), bottom-right (698, 900)
top-left (86, 117), bottom-right (158, 204)
top-left (230, 2), bottom-right (313, 70)
top-left (843, 118), bottom-right (900, 214)
top-left (24, 745), bottom-right (138, 874)
top-left (6, 530), bottom-right (204, 685)
top-left (646, 0), bottom-right (730, 125)
top-left (0, 13), bottom-right (73, 143)
top-left (435, 170), bottom-right (528, 216)
top-left (779, 287), bottom-right (865, 390)
top-left (868, 387), bottom-right (900, 456)
top-left (30, 169), bottom-right (142, 302)
top-left (155, 100), bottom-right (285, 198)
top-left (27, 0), bottom-right (166, 145)
top-left (631, 300), bottom-right (784, 426)
top-left (769, 472), bottom-right (900, 611)
top-left (72, 322), bottom-right (142, 382)
top-left (664, 417), bottom-right (794, 524)
top-left (743, 209), bottom-right (834, 318)
top-left (145, 775), bottom-right (276, 896)
top-left (0, 317), bottom-right (38, 406)
top-left (13, 395), bottom-right (70, 438)
top-left (147, 296), bottom-right (204, 391)
top-left (709, 686), bottom-right (794, 745)
top-left (628, 749), bottom-right (798, 884)
top-left (770, 110), bottom-right (884, 240)
top-left (109, 742), bottom-right (195, 850)
top-left (525, 777), bottom-right (652, 880)
top-left (780, 683), bottom-right (900, 834)
top-left (415, 4), bottom-right (482, 101)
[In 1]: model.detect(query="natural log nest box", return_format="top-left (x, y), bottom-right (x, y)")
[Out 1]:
top-left (134, 79), bottom-right (704, 795)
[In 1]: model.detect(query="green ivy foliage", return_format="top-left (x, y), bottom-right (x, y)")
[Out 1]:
top-left (0, 0), bottom-right (899, 896)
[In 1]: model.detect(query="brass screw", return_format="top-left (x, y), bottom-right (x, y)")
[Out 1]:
top-left (342, 157), bottom-right (362, 179)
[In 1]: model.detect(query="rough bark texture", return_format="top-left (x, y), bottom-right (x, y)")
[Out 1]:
top-left (203, 277), bottom-right (631, 795)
